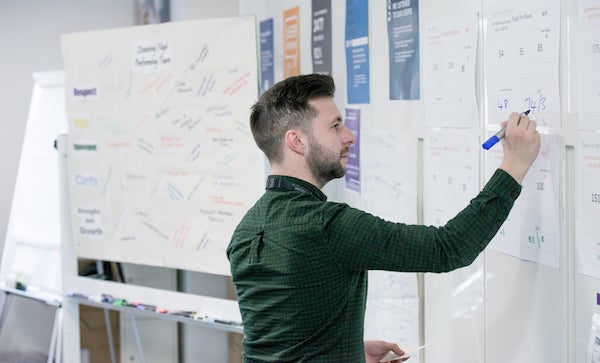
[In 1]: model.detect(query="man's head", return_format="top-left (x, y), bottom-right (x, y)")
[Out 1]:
top-left (249, 74), bottom-right (336, 163)
top-left (249, 74), bottom-right (355, 187)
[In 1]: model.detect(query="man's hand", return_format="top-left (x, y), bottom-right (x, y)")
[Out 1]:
top-left (498, 111), bottom-right (541, 184)
top-left (364, 340), bottom-right (409, 363)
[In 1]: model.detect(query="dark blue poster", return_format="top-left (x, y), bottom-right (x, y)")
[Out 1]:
top-left (259, 18), bottom-right (275, 96)
top-left (345, 0), bottom-right (370, 104)
top-left (387, 0), bottom-right (420, 100)
top-left (312, 0), bottom-right (333, 75)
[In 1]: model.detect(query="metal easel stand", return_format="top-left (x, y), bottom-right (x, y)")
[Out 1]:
top-left (129, 314), bottom-right (147, 363)
top-left (48, 307), bottom-right (63, 363)
top-left (102, 308), bottom-right (117, 363)
top-left (94, 260), bottom-right (145, 363)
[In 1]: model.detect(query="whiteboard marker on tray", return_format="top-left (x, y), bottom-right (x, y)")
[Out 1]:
top-left (482, 110), bottom-right (530, 150)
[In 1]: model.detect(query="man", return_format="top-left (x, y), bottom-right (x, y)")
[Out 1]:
top-left (227, 74), bottom-right (540, 362)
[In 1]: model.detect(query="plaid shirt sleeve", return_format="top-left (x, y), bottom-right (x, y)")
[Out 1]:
top-left (325, 168), bottom-right (522, 272)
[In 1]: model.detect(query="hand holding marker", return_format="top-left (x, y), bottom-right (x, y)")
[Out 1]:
top-left (482, 110), bottom-right (531, 150)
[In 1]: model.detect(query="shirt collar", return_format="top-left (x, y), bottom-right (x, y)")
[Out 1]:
top-left (265, 175), bottom-right (327, 201)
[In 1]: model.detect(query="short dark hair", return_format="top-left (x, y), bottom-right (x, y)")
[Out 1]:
top-left (249, 74), bottom-right (336, 163)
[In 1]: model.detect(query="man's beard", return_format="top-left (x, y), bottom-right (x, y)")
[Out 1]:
top-left (306, 136), bottom-right (346, 186)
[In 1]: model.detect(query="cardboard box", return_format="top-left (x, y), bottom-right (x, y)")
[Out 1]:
top-left (79, 302), bottom-right (120, 363)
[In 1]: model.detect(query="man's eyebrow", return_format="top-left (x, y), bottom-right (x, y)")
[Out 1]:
top-left (330, 116), bottom-right (343, 124)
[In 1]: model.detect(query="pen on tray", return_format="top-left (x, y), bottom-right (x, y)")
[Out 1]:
top-left (482, 110), bottom-right (530, 150)
top-left (172, 310), bottom-right (197, 318)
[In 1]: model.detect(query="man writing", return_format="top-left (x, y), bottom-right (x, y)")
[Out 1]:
top-left (227, 74), bottom-right (540, 362)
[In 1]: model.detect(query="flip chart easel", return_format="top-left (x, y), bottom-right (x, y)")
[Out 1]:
top-left (59, 16), bottom-right (260, 362)
top-left (0, 70), bottom-right (67, 362)
top-left (58, 134), bottom-right (244, 363)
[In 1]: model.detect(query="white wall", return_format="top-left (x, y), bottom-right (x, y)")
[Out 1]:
top-left (171, 0), bottom-right (239, 20)
top-left (0, 0), bottom-right (135, 264)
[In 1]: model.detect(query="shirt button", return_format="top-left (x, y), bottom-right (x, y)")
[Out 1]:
top-left (511, 191), bottom-right (519, 198)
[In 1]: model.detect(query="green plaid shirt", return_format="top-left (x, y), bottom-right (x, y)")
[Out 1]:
top-left (227, 169), bottom-right (521, 362)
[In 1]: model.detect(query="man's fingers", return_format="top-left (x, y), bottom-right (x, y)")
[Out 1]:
top-left (526, 119), bottom-right (537, 132)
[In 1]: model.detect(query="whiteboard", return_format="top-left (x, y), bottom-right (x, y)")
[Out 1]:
top-left (0, 71), bottom-right (66, 299)
top-left (61, 16), bottom-right (262, 276)
top-left (240, 1), bottom-right (594, 363)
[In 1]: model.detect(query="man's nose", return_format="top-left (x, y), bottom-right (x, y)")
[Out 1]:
top-left (342, 125), bottom-right (356, 145)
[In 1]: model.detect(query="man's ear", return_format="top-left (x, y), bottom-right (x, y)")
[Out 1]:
top-left (284, 129), bottom-right (306, 155)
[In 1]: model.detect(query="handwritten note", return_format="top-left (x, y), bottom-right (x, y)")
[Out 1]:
top-left (576, 134), bottom-right (600, 278)
top-left (364, 296), bottom-right (420, 357)
top-left (424, 13), bottom-right (478, 127)
top-left (587, 313), bottom-right (600, 363)
top-left (133, 39), bottom-right (172, 73)
top-left (368, 270), bottom-right (418, 300)
top-left (62, 17), bottom-right (261, 276)
top-left (361, 131), bottom-right (417, 223)
top-left (484, 134), bottom-right (561, 268)
top-left (485, 0), bottom-right (560, 127)
top-left (365, 271), bottom-right (420, 360)
top-left (423, 131), bottom-right (480, 226)
top-left (359, 130), bottom-right (419, 348)
top-left (579, 0), bottom-right (600, 130)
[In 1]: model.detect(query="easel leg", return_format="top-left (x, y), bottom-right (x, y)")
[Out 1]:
top-left (55, 308), bottom-right (63, 363)
top-left (0, 292), bottom-right (11, 331)
top-left (47, 307), bottom-right (59, 363)
top-left (103, 309), bottom-right (117, 363)
top-left (129, 313), bottom-right (146, 363)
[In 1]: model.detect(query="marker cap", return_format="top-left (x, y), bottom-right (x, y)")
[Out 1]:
top-left (482, 135), bottom-right (500, 150)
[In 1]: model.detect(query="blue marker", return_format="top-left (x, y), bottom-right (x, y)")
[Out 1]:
top-left (482, 110), bottom-right (531, 150)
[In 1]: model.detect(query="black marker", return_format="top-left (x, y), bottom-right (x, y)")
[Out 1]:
top-left (68, 293), bottom-right (89, 299)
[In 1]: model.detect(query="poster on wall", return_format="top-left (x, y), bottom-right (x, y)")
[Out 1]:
top-left (260, 18), bottom-right (275, 95)
top-left (312, 0), bottom-right (333, 75)
top-left (387, 0), bottom-right (420, 100)
top-left (345, 108), bottom-right (361, 193)
top-left (283, 6), bottom-right (301, 78)
top-left (345, 0), bottom-right (370, 104)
